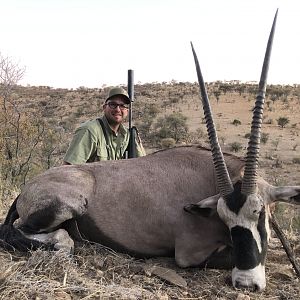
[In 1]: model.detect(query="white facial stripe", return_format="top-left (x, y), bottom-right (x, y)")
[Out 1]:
top-left (217, 194), bottom-right (266, 253)
top-left (264, 205), bottom-right (271, 243)
top-left (232, 264), bottom-right (266, 291)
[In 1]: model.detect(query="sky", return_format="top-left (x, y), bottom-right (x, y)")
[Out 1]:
top-left (0, 0), bottom-right (299, 89)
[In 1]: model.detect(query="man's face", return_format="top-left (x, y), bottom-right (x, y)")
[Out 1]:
top-left (103, 96), bottom-right (129, 126)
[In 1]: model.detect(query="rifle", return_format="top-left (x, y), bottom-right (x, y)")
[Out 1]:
top-left (127, 69), bottom-right (137, 158)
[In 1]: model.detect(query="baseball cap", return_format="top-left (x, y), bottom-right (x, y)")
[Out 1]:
top-left (106, 87), bottom-right (130, 104)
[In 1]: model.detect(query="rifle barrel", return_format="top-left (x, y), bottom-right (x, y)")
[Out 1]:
top-left (127, 69), bottom-right (137, 158)
top-left (128, 69), bottom-right (134, 129)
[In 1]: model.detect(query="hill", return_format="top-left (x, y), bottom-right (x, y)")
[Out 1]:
top-left (0, 81), bottom-right (299, 299)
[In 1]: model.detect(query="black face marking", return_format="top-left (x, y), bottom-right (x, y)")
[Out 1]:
top-left (224, 181), bottom-right (247, 215)
top-left (231, 207), bottom-right (268, 270)
top-left (19, 202), bottom-right (61, 234)
top-left (231, 226), bottom-right (260, 270)
top-left (184, 204), bottom-right (214, 218)
top-left (257, 208), bottom-right (268, 265)
top-left (292, 191), bottom-right (300, 203)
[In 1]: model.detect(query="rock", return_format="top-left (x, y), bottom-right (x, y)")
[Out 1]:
top-left (54, 290), bottom-right (72, 300)
top-left (236, 293), bottom-right (250, 300)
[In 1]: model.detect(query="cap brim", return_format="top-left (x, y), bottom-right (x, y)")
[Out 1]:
top-left (106, 94), bottom-right (131, 104)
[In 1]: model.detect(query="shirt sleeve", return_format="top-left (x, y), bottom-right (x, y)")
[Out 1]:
top-left (63, 127), bottom-right (97, 164)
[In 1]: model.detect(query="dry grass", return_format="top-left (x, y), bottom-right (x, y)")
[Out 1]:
top-left (0, 237), bottom-right (299, 299)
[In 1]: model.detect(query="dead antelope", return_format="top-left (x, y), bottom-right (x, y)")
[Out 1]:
top-left (0, 9), bottom-right (299, 291)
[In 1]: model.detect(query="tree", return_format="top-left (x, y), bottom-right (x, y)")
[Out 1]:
top-left (213, 90), bottom-right (221, 103)
top-left (38, 128), bottom-right (64, 170)
top-left (154, 112), bottom-right (189, 143)
top-left (0, 53), bottom-right (49, 186)
top-left (0, 53), bottom-right (25, 92)
top-left (133, 102), bottom-right (160, 145)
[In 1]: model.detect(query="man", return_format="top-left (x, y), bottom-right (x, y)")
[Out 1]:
top-left (63, 87), bottom-right (146, 164)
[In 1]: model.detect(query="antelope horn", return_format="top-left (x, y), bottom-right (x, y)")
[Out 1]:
top-left (242, 9), bottom-right (278, 195)
top-left (191, 42), bottom-right (233, 197)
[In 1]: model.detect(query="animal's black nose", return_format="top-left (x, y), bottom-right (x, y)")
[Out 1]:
top-left (235, 281), bottom-right (259, 291)
top-left (235, 281), bottom-right (242, 289)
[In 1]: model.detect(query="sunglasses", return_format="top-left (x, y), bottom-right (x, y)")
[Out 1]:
top-left (105, 102), bottom-right (129, 110)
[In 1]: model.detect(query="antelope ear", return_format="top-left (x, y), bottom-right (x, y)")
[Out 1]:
top-left (271, 186), bottom-right (300, 205)
top-left (184, 194), bottom-right (220, 217)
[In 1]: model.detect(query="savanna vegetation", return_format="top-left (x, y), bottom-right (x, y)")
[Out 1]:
top-left (0, 55), bottom-right (299, 299)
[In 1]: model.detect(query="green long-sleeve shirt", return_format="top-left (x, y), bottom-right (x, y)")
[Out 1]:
top-left (64, 116), bottom-right (146, 164)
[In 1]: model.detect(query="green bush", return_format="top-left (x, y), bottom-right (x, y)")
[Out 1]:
top-left (277, 117), bottom-right (289, 128)
top-left (292, 157), bottom-right (300, 164)
top-left (229, 142), bottom-right (243, 152)
top-left (261, 132), bottom-right (269, 144)
top-left (154, 112), bottom-right (188, 143)
top-left (232, 119), bottom-right (241, 126)
top-left (244, 132), bottom-right (268, 144)
top-left (160, 138), bottom-right (176, 149)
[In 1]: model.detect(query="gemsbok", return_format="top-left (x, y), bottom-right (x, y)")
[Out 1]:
top-left (0, 9), bottom-right (299, 291)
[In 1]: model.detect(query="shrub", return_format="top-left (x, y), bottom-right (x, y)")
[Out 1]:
top-left (219, 136), bottom-right (226, 145)
top-left (265, 152), bottom-right (276, 160)
top-left (277, 117), bottom-right (289, 128)
top-left (265, 118), bottom-right (273, 124)
top-left (244, 133), bottom-right (251, 139)
top-left (244, 132), bottom-right (268, 144)
top-left (154, 112), bottom-right (188, 143)
top-left (272, 139), bottom-right (280, 150)
top-left (292, 157), bottom-right (300, 164)
top-left (186, 128), bottom-right (206, 144)
top-left (229, 142), bottom-right (243, 152)
top-left (74, 107), bottom-right (85, 117)
top-left (160, 138), bottom-right (176, 149)
top-left (232, 119), bottom-right (241, 126)
top-left (261, 132), bottom-right (269, 144)
top-left (273, 158), bottom-right (283, 168)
